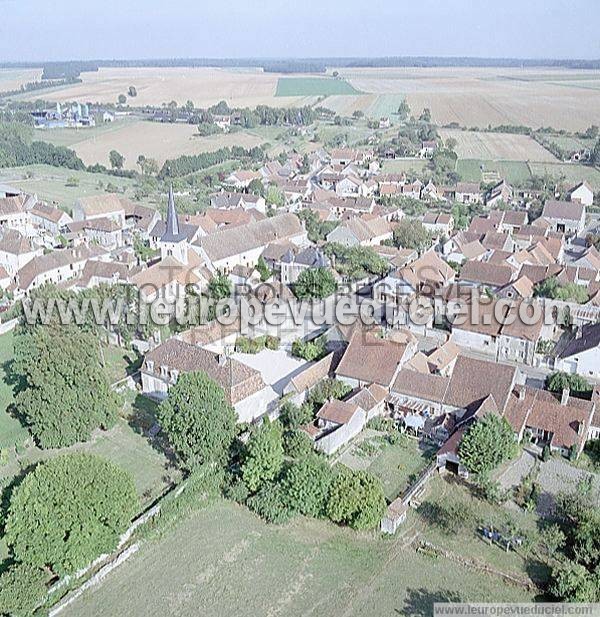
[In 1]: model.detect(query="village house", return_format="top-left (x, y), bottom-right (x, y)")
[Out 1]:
top-left (209, 191), bottom-right (267, 214)
top-left (422, 212), bottom-right (454, 237)
top-left (13, 245), bottom-right (100, 296)
top-left (0, 194), bottom-right (36, 234)
top-left (66, 217), bottom-right (124, 250)
top-left (29, 202), bottom-right (72, 235)
top-left (223, 170), bottom-right (262, 189)
top-left (454, 182), bottom-right (483, 204)
top-left (553, 323), bottom-right (600, 380)
top-left (326, 216), bottom-right (392, 247)
top-left (567, 181), bottom-right (594, 207)
top-left (194, 212), bottom-right (306, 273)
top-left (72, 194), bottom-right (128, 227)
top-left (141, 338), bottom-right (274, 423)
top-left (458, 260), bottom-right (514, 292)
top-left (280, 247), bottom-right (331, 285)
top-left (450, 299), bottom-right (546, 365)
top-left (0, 229), bottom-right (43, 276)
top-left (504, 385), bottom-right (594, 457)
top-left (540, 200), bottom-right (586, 236)
top-left (335, 331), bottom-right (416, 389)
top-left (485, 179), bottom-right (513, 207)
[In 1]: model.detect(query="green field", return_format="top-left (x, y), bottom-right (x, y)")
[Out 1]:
top-left (63, 496), bottom-right (535, 617)
top-left (528, 162), bottom-right (600, 190)
top-left (542, 134), bottom-right (596, 154)
top-left (366, 438), bottom-right (436, 501)
top-left (0, 164), bottom-right (140, 213)
top-left (0, 330), bottom-right (28, 450)
top-left (275, 77), bottom-right (361, 97)
top-left (0, 330), bottom-right (172, 505)
top-left (382, 158), bottom-right (430, 174)
top-left (34, 116), bottom-right (140, 149)
top-left (364, 94), bottom-right (407, 119)
top-left (456, 159), bottom-right (532, 184)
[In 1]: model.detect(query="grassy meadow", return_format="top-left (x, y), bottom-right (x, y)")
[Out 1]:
top-left (63, 495), bottom-right (537, 617)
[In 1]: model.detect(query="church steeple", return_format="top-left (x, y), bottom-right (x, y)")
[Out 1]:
top-left (159, 185), bottom-right (188, 264)
top-left (161, 185), bottom-right (184, 242)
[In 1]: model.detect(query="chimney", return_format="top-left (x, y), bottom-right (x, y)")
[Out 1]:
top-left (218, 353), bottom-right (227, 366)
top-left (575, 327), bottom-right (583, 340)
top-left (518, 387), bottom-right (525, 401)
top-left (561, 388), bottom-right (570, 406)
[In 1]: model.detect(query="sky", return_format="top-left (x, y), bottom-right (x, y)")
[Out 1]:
top-left (0, 0), bottom-right (599, 62)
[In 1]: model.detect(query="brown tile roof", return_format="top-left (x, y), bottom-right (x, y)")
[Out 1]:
top-left (542, 200), bottom-right (585, 222)
top-left (459, 260), bottom-right (513, 287)
top-left (75, 194), bottom-right (126, 217)
top-left (287, 352), bottom-right (338, 394)
top-left (196, 213), bottom-right (303, 262)
top-left (143, 338), bottom-right (265, 405)
top-left (444, 355), bottom-right (516, 412)
top-left (17, 246), bottom-right (94, 290)
top-left (504, 385), bottom-right (594, 451)
top-left (0, 195), bottom-right (26, 216)
top-left (30, 203), bottom-right (68, 224)
top-left (391, 369), bottom-right (450, 403)
top-left (336, 331), bottom-right (409, 387)
top-left (317, 399), bottom-right (360, 425)
top-left (0, 229), bottom-right (34, 255)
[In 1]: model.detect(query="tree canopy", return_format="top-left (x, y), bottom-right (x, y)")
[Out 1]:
top-left (458, 414), bottom-right (517, 477)
top-left (393, 218), bottom-right (432, 251)
top-left (326, 468), bottom-right (386, 530)
top-left (282, 455), bottom-right (332, 518)
top-left (4, 453), bottom-right (137, 577)
top-left (157, 371), bottom-right (237, 469)
top-left (13, 325), bottom-right (119, 448)
top-left (242, 419), bottom-right (284, 492)
top-left (294, 267), bottom-right (337, 299)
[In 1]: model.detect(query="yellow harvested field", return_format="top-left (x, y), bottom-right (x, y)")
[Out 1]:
top-left (319, 94), bottom-right (376, 116)
top-left (64, 121), bottom-right (266, 169)
top-left (438, 128), bottom-right (558, 162)
top-left (335, 67), bottom-right (600, 131)
top-left (0, 68), bottom-right (43, 91)
top-left (21, 67), bottom-right (295, 108)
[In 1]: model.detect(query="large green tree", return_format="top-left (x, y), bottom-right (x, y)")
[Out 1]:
top-left (157, 371), bottom-right (237, 468)
top-left (326, 468), bottom-right (385, 530)
top-left (0, 563), bottom-right (47, 616)
top-left (458, 414), bottom-right (517, 476)
top-left (242, 419), bottom-right (284, 492)
top-left (294, 267), bottom-right (337, 299)
top-left (4, 453), bottom-right (137, 577)
top-left (282, 455), bottom-right (332, 517)
top-left (13, 325), bottom-right (118, 448)
top-left (393, 218), bottom-right (432, 251)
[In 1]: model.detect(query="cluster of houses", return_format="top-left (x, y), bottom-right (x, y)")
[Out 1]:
top-left (31, 102), bottom-right (115, 129)
top-left (1, 142), bottom-right (599, 533)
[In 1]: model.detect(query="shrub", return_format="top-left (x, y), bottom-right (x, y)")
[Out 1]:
top-left (279, 400), bottom-right (314, 430)
top-left (282, 456), bottom-right (333, 518)
top-left (326, 468), bottom-right (386, 530)
top-left (283, 430), bottom-right (314, 459)
top-left (247, 482), bottom-right (295, 524)
top-left (291, 336), bottom-right (327, 361)
top-left (224, 477), bottom-right (250, 504)
top-left (0, 563), bottom-right (47, 616)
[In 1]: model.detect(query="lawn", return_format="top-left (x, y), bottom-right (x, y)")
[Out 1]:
top-left (417, 476), bottom-right (550, 587)
top-left (0, 330), bottom-right (28, 450)
top-left (382, 158), bottom-right (430, 174)
top-left (365, 94), bottom-right (407, 119)
top-left (0, 164), bottom-right (140, 213)
top-left (528, 162), bottom-right (600, 190)
top-left (275, 77), bottom-right (361, 97)
top-left (337, 431), bottom-right (436, 501)
top-left (101, 344), bottom-right (142, 385)
top-left (63, 498), bottom-right (535, 617)
top-left (456, 159), bottom-right (532, 184)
